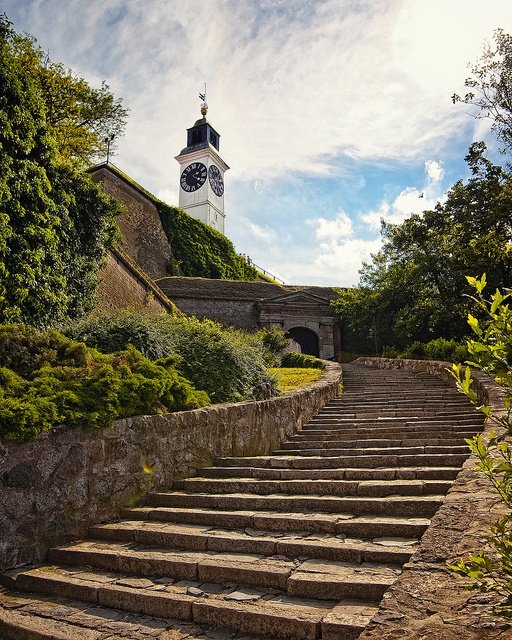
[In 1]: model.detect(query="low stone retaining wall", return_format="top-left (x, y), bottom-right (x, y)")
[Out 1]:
top-left (0, 362), bottom-right (341, 573)
top-left (356, 357), bottom-right (509, 640)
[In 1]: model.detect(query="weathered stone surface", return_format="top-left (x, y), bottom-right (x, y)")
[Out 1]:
top-left (355, 357), bottom-right (510, 640)
top-left (0, 362), bottom-right (340, 573)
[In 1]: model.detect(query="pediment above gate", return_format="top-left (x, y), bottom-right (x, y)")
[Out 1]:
top-left (259, 290), bottom-right (332, 309)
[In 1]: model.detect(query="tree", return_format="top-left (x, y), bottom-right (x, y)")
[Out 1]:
top-left (453, 29), bottom-right (512, 155)
top-left (0, 16), bottom-right (120, 327)
top-left (332, 144), bottom-right (512, 352)
top-left (4, 13), bottom-right (128, 167)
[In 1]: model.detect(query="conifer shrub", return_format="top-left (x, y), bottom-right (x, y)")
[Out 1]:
top-left (281, 352), bottom-right (325, 369)
top-left (0, 325), bottom-right (209, 442)
top-left (66, 311), bottom-right (275, 403)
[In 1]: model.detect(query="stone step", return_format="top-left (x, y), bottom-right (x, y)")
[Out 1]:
top-left (305, 416), bottom-right (482, 426)
top-left (299, 425), bottom-right (481, 436)
top-left (146, 491), bottom-right (444, 517)
top-left (0, 587), bottom-right (202, 640)
top-left (44, 540), bottom-right (404, 601)
top-left (314, 410), bottom-right (477, 419)
top-left (216, 452), bottom-right (468, 468)
top-left (120, 508), bottom-right (431, 538)
top-left (178, 477), bottom-right (452, 497)
top-left (197, 465), bottom-right (461, 481)
top-left (3, 566), bottom-right (378, 640)
top-left (274, 445), bottom-right (470, 457)
top-left (281, 437), bottom-right (469, 449)
top-left (327, 400), bottom-right (470, 409)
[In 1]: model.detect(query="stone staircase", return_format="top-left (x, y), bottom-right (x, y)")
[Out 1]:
top-left (0, 362), bottom-right (484, 640)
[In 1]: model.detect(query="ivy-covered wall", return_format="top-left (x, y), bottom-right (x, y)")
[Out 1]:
top-left (158, 202), bottom-right (258, 281)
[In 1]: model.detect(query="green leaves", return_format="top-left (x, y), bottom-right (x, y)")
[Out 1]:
top-left (0, 17), bottom-right (122, 327)
top-left (332, 144), bottom-right (512, 353)
top-left (448, 278), bottom-right (512, 616)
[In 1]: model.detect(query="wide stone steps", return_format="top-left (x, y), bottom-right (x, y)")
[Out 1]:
top-left (0, 362), bottom-right (483, 640)
top-left (216, 452), bottom-right (470, 468)
top-left (2, 565), bottom-right (377, 640)
top-left (118, 510), bottom-right (432, 543)
top-left (177, 477), bottom-right (452, 497)
top-left (196, 465), bottom-right (461, 481)
top-left (41, 538), bottom-right (405, 597)
top-left (271, 445), bottom-right (469, 457)
top-left (146, 490), bottom-right (445, 517)
top-left (281, 437), bottom-right (472, 448)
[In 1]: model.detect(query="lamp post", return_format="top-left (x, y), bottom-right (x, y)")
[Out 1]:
top-left (105, 134), bottom-right (115, 164)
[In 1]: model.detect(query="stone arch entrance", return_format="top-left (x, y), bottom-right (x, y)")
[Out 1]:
top-left (287, 326), bottom-right (320, 357)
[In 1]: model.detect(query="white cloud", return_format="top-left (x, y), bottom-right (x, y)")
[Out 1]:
top-left (5, 0), bottom-right (511, 193)
top-left (425, 160), bottom-right (444, 185)
top-left (360, 158), bottom-right (447, 231)
top-left (312, 210), bottom-right (353, 244)
top-left (245, 219), bottom-right (277, 242)
top-left (156, 187), bottom-right (179, 206)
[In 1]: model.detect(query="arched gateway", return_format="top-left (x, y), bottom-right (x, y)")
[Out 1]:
top-left (287, 326), bottom-right (320, 357)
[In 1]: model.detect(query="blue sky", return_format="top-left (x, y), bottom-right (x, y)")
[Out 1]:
top-left (3, 0), bottom-right (512, 285)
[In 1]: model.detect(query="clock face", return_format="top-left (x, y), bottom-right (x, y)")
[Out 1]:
top-left (180, 162), bottom-right (207, 192)
top-left (208, 164), bottom-right (224, 197)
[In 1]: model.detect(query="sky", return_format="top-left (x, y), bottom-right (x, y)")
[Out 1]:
top-left (3, 0), bottom-right (512, 286)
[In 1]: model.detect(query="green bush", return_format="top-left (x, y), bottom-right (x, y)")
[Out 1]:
top-left (256, 328), bottom-right (290, 366)
top-left (0, 325), bottom-right (209, 442)
top-left (382, 338), bottom-right (469, 363)
top-left (66, 311), bottom-right (274, 403)
top-left (66, 311), bottom-right (179, 361)
top-left (281, 352), bottom-right (325, 369)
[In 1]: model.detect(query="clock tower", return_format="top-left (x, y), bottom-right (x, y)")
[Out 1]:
top-left (175, 97), bottom-right (229, 234)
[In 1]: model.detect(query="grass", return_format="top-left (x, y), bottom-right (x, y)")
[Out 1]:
top-left (270, 367), bottom-right (323, 392)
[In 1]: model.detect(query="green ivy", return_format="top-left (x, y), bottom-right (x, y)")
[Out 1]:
top-left (157, 202), bottom-right (258, 280)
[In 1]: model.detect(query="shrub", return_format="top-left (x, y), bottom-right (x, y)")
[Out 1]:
top-left (0, 325), bottom-right (209, 442)
top-left (281, 352), bottom-right (325, 369)
top-left (449, 275), bottom-right (512, 617)
top-left (382, 338), bottom-right (469, 363)
top-left (66, 311), bottom-right (274, 403)
top-left (256, 327), bottom-right (290, 366)
top-left (66, 310), bottom-right (179, 361)
top-left (163, 318), bottom-right (272, 403)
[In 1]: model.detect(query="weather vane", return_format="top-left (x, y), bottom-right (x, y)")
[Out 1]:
top-left (199, 82), bottom-right (208, 116)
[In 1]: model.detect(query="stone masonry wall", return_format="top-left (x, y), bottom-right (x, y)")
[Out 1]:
top-left (167, 297), bottom-right (259, 330)
top-left (90, 166), bottom-right (171, 279)
top-left (0, 363), bottom-right (341, 574)
top-left (355, 357), bottom-right (509, 640)
top-left (97, 251), bottom-right (173, 314)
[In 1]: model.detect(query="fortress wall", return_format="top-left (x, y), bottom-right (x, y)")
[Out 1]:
top-left (97, 251), bottom-right (174, 315)
top-left (90, 165), bottom-right (171, 279)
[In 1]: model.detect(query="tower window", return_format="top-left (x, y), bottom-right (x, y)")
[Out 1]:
top-left (209, 131), bottom-right (218, 148)
top-left (191, 129), bottom-right (203, 145)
